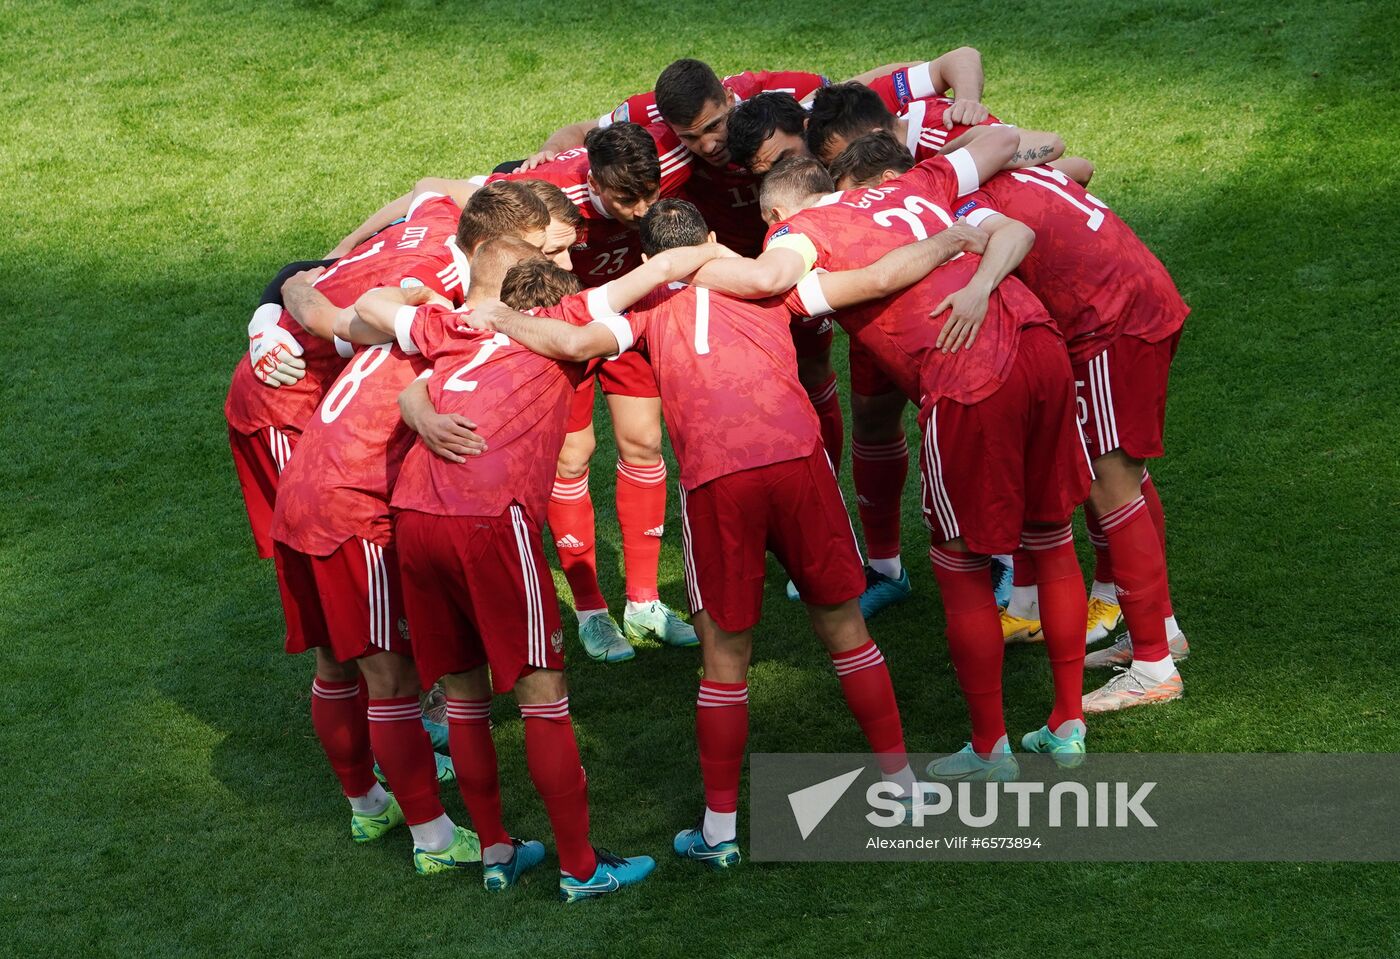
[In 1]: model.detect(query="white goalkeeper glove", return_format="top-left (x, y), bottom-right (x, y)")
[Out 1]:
top-left (247, 304), bottom-right (306, 388)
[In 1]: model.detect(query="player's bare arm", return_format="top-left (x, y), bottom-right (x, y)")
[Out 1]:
top-left (341, 286), bottom-right (450, 345)
top-left (690, 245), bottom-right (808, 299)
top-left (932, 213), bottom-right (1035, 353)
top-left (601, 240), bottom-right (734, 311)
top-left (397, 375), bottom-right (487, 463)
top-left (326, 177), bottom-right (482, 259)
top-left (282, 268), bottom-right (353, 341)
top-left (943, 124), bottom-right (1063, 172)
top-left (472, 300), bottom-right (621, 362)
top-left (1047, 155), bottom-right (1095, 186)
top-left (520, 120), bottom-right (601, 173)
top-left (816, 222), bottom-right (987, 311)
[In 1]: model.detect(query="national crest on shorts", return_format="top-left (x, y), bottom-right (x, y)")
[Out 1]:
top-left (397, 617), bottom-right (410, 641)
top-left (550, 628), bottom-right (564, 654)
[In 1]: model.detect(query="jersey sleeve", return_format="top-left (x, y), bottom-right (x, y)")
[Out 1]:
top-left (952, 189), bottom-right (1003, 227)
top-left (865, 62), bottom-right (941, 113)
top-left (764, 221), bottom-right (830, 318)
top-left (649, 123), bottom-right (693, 196)
top-left (600, 91), bottom-right (660, 128)
top-left (398, 303), bottom-right (459, 359)
top-left (575, 286), bottom-right (649, 359)
top-left (903, 153), bottom-right (980, 205)
top-left (755, 70), bottom-right (828, 100)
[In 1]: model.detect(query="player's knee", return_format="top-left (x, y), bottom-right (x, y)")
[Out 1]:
top-left (441, 667), bottom-right (491, 701)
top-left (556, 434), bottom-right (596, 478)
top-left (314, 649), bottom-right (359, 683)
top-left (515, 667), bottom-right (568, 705)
top-left (1089, 451), bottom-right (1147, 514)
top-left (359, 652), bottom-right (422, 699)
top-left (615, 428), bottom-right (662, 464)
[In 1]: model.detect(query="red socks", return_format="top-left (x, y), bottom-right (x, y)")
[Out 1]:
top-left (310, 678), bottom-right (377, 798)
top-left (1083, 508), bottom-right (1114, 585)
top-left (807, 374), bottom-right (845, 469)
top-left (520, 697), bottom-right (596, 880)
top-left (830, 641), bottom-right (908, 773)
top-left (615, 460), bottom-right (666, 604)
top-left (549, 471), bottom-right (607, 613)
top-left (366, 697), bottom-right (444, 825)
top-left (1097, 497), bottom-right (1170, 661)
top-left (851, 438), bottom-right (908, 563)
top-left (929, 547), bottom-right (1005, 754)
top-left (696, 681), bottom-right (749, 814)
top-left (1021, 526), bottom-right (1087, 729)
top-left (444, 698), bottom-right (509, 850)
top-left (1140, 472), bottom-right (1175, 617)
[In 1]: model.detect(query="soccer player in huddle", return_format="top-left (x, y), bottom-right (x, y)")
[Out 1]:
top-left (466, 198), bottom-right (991, 865)
top-left (337, 124), bottom-right (701, 661)
top-left (690, 131), bottom-right (1092, 778)
top-left (342, 234), bottom-right (730, 900)
top-left (830, 131), bottom-right (1190, 712)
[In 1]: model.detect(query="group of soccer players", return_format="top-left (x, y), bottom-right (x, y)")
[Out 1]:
top-left (224, 47), bottom-right (1190, 901)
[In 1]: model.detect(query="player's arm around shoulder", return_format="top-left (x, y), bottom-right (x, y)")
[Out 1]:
top-left (691, 243), bottom-right (809, 299)
top-left (398, 373), bottom-right (487, 463)
top-left (467, 296), bottom-right (622, 363)
top-left (342, 286), bottom-right (450, 349)
top-left (814, 222), bottom-right (988, 312)
top-left (933, 210), bottom-right (1036, 354)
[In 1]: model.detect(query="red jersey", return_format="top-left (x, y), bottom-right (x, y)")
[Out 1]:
top-left (599, 69), bottom-right (828, 128)
top-left (224, 193), bottom-right (467, 436)
top-left (271, 344), bottom-right (431, 555)
top-left (768, 152), bottom-right (1055, 407)
top-left (388, 296), bottom-right (604, 522)
top-left (958, 166), bottom-right (1189, 363)
top-left (895, 97), bottom-right (1004, 162)
top-left (490, 134), bottom-right (690, 287)
top-left (596, 283), bottom-right (820, 490)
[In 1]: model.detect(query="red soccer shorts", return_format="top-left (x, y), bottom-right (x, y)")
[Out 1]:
top-left (565, 376), bottom-right (597, 433)
top-left (229, 425), bottom-right (297, 559)
top-left (275, 537), bottom-right (407, 661)
top-left (920, 325), bottom-right (1093, 555)
top-left (1073, 331), bottom-right (1181, 461)
top-left (597, 349), bottom-right (660, 397)
top-left (395, 506), bottom-right (565, 692)
top-left (677, 445), bottom-right (866, 633)
top-left (790, 316), bottom-right (835, 361)
top-left (849, 337), bottom-right (898, 398)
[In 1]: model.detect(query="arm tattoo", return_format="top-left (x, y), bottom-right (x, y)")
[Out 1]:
top-left (1011, 145), bottom-right (1054, 164)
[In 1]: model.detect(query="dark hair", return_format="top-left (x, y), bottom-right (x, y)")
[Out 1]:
top-left (457, 181), bottom-right (550, 254)
top-left (828, 130), bottom-right (915, 187)
top-left (583, 122), bottom-right (661, 199)
top-left (654, 58), bottom-right (727, 126)
top-left (499, 259), bottom-right (584, 310)
top-left (726, 92), bottom-right (808, 170)
top-left (805, 82), bottom-right (898, 165)
top-left (470, 237), bottom-right (546, 298)
top-left (639, 198), bottom-right (709, 255)
top-left (519, 179), bottom-right (584, 229)
top-left (758, 155), bottom-right (835, 215)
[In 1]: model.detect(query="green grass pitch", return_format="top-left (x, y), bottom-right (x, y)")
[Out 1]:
top-left (2, 0), bottom-right (1398, 955)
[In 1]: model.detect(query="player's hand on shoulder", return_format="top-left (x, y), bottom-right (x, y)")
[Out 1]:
top-left (462, 299), bottom-right (506, 331)
top-left (945, 98), bottom-right (989, 129)
top-left (281, 266), bottom-right (325, 297)
top-left (402, 286), bottom-right (451, 309)
top-left (417, 411), bottom-right (488, 463)
top-left (943, 219), bottom-right (988, 256)
top-left (514, 150), bottom-right (558, 173)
